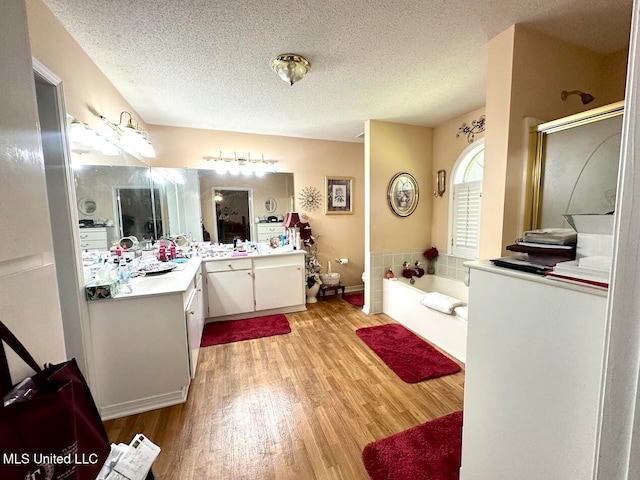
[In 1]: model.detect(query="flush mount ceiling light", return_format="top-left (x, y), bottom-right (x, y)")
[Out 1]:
top-left (270, 54), bottom-right (310, 86)
top-left (561, 90), bottom-right (595, 105)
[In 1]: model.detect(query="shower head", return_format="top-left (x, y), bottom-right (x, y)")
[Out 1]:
top-left (561, 90), bottom-right (595, 105)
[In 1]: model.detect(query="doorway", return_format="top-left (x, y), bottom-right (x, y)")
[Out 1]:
top-left (115, 187), bottom-right (163, 240)
top-left (213, 188), bottom-right (254, 243)
top-left (33, 60), bottom-right (90, 379)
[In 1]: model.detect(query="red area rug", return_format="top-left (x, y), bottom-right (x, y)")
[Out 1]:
top-left (344, 293), bottom-right (364, 307)
top-left (355, 323), bottom-right (460, 383)
top-left (363, 411), bottom-right (463, 480)
top-left (201, 314), bottom-right (291, 347)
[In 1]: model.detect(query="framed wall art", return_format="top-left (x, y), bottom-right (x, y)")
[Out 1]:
top-left (387, 172), bottom-right (419, 217)
top-left (325, 176), bottom-right (353, 214)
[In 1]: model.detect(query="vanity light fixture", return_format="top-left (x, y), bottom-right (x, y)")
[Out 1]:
top-left (561, 90), bottom-right (595, 105)
top-left (100, 111), bottom-right (156, 158)
top-left (271, 54), bottom-right (310, 86)
top-left (203, 152), bottom-right (278, 176)
top-left (68, 120), bottom-right (121, 156)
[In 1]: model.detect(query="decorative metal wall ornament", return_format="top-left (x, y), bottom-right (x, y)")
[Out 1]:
top-left (298, 186), bottom-right (323, 211)
top-left (457, 115), bottom-right (486, 143)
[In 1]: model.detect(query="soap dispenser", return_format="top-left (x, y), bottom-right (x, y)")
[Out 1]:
top-left (118, 258), bottom-right (132, 295)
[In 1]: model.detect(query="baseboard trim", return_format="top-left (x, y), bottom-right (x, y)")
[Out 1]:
top-left (100, 388), bottom-right (188, 420)
top-left (206, 304), bottom-right (306, 322)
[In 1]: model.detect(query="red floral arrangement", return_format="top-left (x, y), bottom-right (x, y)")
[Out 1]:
top-left (423, 247), bottom-right (439, 260)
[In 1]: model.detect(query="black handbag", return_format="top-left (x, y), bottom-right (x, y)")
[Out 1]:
top-left (0, 321), bottom-right (110, 480)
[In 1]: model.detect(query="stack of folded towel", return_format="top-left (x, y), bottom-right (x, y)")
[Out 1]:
top-left (419, 292), bottom-right (466, 315)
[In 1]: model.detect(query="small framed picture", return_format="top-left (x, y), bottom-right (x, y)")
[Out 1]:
top-left (387, 172), bottom-right (419, 217)
top-left (325, 176), bottom-right (354, 214)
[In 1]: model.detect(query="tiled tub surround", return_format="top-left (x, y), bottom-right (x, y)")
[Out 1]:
top-left (367, 250), bottom-right (469, 313)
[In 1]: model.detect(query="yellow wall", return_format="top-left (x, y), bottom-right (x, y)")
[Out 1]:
top-left (26, 0), bottom-right (147, 132)
top-left (25, 0), bottom-right (365, 288)
top-left (366, 121), bottom-right (433, 252)
top-left (481, 25), bottom-right (628, 258)
top-left (26, 0), bottom-right (629, 283)
top-left (149, 125), bottom-right (365, 287)
top-left (432, 106), bottom-right (486, 251)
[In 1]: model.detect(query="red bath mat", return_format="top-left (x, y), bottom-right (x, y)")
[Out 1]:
top-left (355, 323), bottom-right (460, 383)
top-left (344, 293), bottom-right (364, 307)
top-left (362, 410), bottom-right (463, 480)
top-left (201, 314), bottom-right (291, 347)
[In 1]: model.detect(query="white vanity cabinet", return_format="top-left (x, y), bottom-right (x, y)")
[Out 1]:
top-left (253, 255), bottom-right (304, 310)
top-left (460, 262), bottom-right (608, 480)
top-left (205, 258), bottom-right (255, 317)
top-left (185, 271), bottom-right (205, 378)
top-left (78, 226), bottom-right (108, 250)
top-left (256, 222), bottom-right (283, 241)
top-left (87, 258), bottom-right (203, 420)
top-left (204, 251), bottom-right (306, 320)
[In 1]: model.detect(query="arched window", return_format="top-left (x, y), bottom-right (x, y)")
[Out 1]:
top-left (449, 139), bottom-right (484, 258)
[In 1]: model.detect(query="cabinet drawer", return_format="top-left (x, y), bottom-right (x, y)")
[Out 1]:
top-left (204, 258), bottom-right (252, 273)
top-left (257, 223), bottom-right (283, 234)
top-left (253, 254), bottom-right (304, 269)
top-left (80, 239), bottom-right (108, 250)
top-left (79, 228), bottom-right (107, 241)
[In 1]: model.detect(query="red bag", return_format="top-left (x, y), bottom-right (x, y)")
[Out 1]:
top-left (0, 321), bottom-right (109, 480)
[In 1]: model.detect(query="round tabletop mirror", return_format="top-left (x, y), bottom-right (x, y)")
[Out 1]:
top-left (264, 197), bottom-right (277, 213)
top-left (78, 197), bottom-right (97, 216)
top-left (119, 236), bottom-right (139, 249)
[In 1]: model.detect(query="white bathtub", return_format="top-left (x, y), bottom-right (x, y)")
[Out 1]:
top-left (382, 275), bottom-right (468, 363)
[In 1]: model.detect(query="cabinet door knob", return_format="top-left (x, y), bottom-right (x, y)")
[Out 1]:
top-left (189, 311), bottom-right (195, 315)
top-left (228, 264), bottom-right (233, 269)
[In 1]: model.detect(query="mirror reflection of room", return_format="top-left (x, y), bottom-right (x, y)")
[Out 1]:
top-left (214, 189), bottom-right (251, 243)
top-left (115, 187), bottom-right (162, 241)
top-left (199, 171), bottom-right (294, 244)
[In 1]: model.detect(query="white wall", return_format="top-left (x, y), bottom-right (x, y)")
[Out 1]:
top-left (0, 0), bottom-right (66, 381)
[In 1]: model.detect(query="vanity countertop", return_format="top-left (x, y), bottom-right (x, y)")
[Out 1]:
top-left (200, 248), bottom-right (306, 262)
top-left (110, 257), bottom-right (202, 300)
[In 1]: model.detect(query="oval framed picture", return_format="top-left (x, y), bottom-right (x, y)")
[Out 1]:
top-left (387, 172), bottom-right (419, 217)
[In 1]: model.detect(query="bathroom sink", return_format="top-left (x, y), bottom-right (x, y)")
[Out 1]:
top-left (132, 275), bottom-right (183, 293)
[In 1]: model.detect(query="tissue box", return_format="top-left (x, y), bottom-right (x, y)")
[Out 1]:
top-left (563, 214), bottom-right (614, 259)
top-left (85, 280), bottom-right (120, 301)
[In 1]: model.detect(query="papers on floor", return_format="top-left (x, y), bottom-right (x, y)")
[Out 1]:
top-left (97, 434), bottom-right (161, 480)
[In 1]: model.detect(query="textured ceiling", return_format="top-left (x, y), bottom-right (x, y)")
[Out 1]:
top-left (42, 0), bottom-right (632, 143)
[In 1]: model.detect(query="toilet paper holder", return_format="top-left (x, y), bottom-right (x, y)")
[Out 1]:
top-left (335, 258), bottom-right (349, 265)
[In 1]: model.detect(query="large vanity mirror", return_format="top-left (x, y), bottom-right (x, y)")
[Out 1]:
top-left (72, 150), bottom-right (295, 248)
top-left (198, 171), bottom-right (294, 243)
top-left (73, 152), bottom-right (155, 248)
top-left (527, 101), bottom-right (624, 229)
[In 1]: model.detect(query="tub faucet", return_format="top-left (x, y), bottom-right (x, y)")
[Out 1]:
top-left (413, 261), bottom-right (425, 278)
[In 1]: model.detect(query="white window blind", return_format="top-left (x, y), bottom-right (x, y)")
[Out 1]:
top-left (452, 180), bottom-right (481, 258)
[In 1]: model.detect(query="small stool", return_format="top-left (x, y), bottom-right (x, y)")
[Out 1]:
top-left (320, 282), bottom-right (345, 300)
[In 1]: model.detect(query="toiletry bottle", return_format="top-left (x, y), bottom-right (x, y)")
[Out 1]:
top-left (170, 242), bottom-right (176, 260)
top-left (118, 258), bottom-right (132, 295)
top-left (158, 243), bottom-right (167, 262)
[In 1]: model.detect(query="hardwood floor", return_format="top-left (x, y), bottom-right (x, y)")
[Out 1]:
top-left (104, 298), bottom-right (465, 479)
